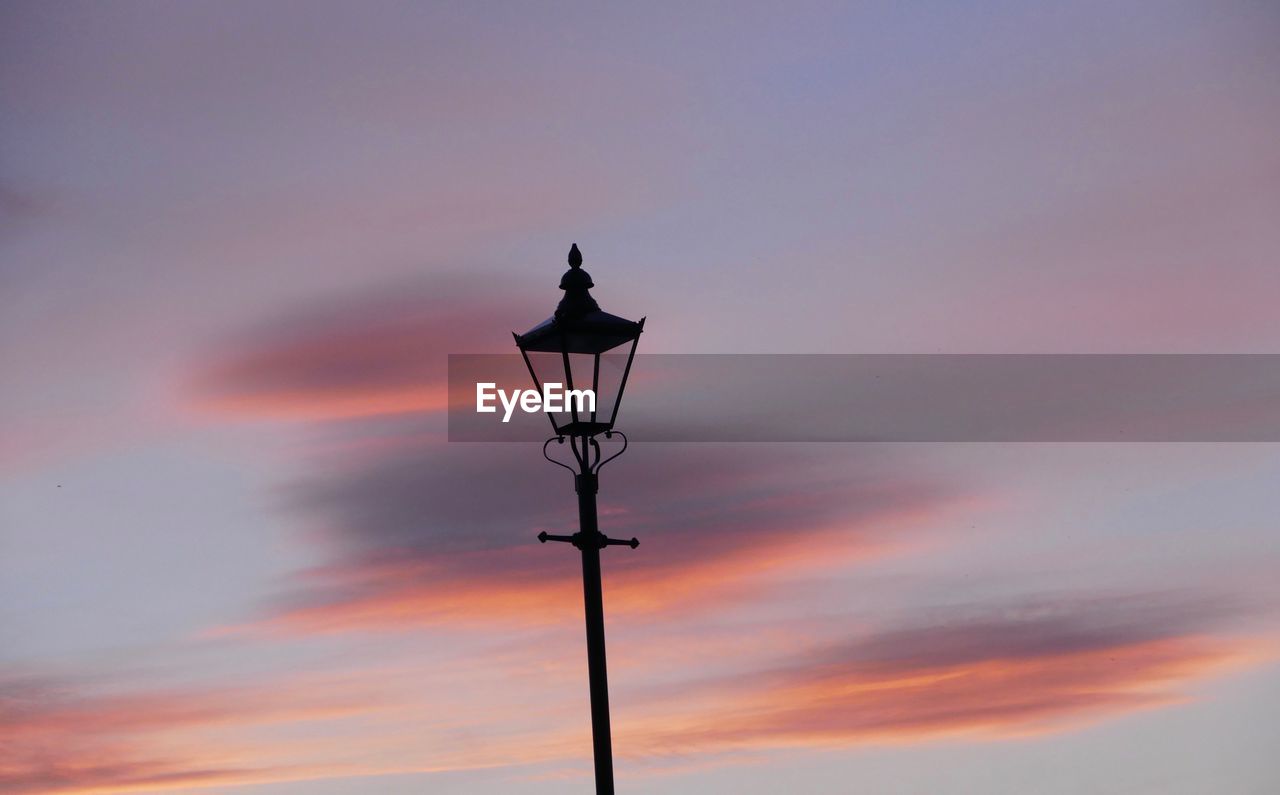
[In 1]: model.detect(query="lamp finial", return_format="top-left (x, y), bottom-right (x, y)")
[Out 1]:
top-left (557, 243), bottom-right (597, 318)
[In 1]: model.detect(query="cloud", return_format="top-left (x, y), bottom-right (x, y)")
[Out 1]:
top-left (0, 670), bottom-right (383, 794)
top-left (185, 272), bottom-right (968, 640)
top-left (0, 660), bottom-right (602, 793)
top-left (4, 591), bottom-right (1266, 791)
top-left (188, 276), bottom-right (541, 421)
top-left (188, 263), bottom-right (1280, 443)
top-left (229, 442), bottom-right (959, 634)
top-left (615, 591), bottom-right (1261, 756)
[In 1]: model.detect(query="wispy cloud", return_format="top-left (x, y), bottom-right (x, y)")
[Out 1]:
top-left (188, 276), bottom-right (539, 421)
top-left (15, 589), bottom-right (1258, 792)
top-left (0, 670), bottom-right (385, 794)
top-left (616, 591), bottom-right (1263, 756)
top-left (225, 443), bottom-right (959, 635)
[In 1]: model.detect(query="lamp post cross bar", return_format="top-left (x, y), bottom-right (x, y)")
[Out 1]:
top-left (538, 530), bottom-right (641, 550)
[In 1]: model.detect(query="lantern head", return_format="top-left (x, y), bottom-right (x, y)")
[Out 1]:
top-left (514, 244), bottom-right (644, 437)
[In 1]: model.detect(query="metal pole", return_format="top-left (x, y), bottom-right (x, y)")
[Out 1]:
top-left (574, 469), bottom-right (615, 795)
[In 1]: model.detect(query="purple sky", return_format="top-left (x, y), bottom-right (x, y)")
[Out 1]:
top-left (2, 2), bottom-right (1279, 793)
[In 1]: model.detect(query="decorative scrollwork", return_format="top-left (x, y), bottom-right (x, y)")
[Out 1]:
top-left (592, 430), bottom-right (628, 474)
top-left (542, 430), bottom-right (629, 476)
top-left (542, 436), bottom-right (578, 475)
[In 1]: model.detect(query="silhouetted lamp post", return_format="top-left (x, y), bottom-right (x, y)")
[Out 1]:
top-left (514, 244), bottom-right (644, 795)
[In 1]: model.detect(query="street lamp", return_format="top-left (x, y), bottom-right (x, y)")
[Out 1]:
top-left (513, 244), bottom-right (644, 795)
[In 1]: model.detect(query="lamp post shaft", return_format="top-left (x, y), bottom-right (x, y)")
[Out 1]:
top-left (575, 471), bottom-right (615, 794)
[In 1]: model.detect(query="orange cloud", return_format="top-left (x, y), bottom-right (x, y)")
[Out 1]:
top-left (7, 592), bottom-right (1266, 792)
top-left (620, 637), bottom-right (1247, 757)
top-left (223, 450), bottom-right (957, 637)
top-left (0, 656), bottom-right (611, 795)
top-left (196, 384), bottom-right (454, 421)
top-left (612, 594), bottom-right (1266, 757)
top-left (0, 671), bottom-right (385, 794)
top-left (221, 528), bottom-right (878, 636)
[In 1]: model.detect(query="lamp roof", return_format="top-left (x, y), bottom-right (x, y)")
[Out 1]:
top-left (515, 244), bottom-right (644, 354)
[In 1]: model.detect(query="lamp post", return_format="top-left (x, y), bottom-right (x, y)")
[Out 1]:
top-left (513, 244), bottom-right (644, 795)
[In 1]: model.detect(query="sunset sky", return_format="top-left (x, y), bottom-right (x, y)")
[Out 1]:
top-left (3, 2), bottom-right (1280, 793)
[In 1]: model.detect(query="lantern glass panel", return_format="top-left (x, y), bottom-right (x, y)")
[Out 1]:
top-left (519, 343), bottom-right (636, 436)
top-left (593, 351), bottom-right (630, 427)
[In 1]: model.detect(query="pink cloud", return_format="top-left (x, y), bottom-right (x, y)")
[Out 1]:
top-left (187, 276), bottom-right (541, 421)
top-left (614, 592), bottom-right (1267, 756)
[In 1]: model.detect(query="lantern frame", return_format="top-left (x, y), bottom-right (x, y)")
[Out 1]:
top-left (512, 244), bottom-right (644, 439)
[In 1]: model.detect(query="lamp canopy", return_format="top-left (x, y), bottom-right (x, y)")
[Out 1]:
top-left (515, 244), bottom-right (644, 354)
